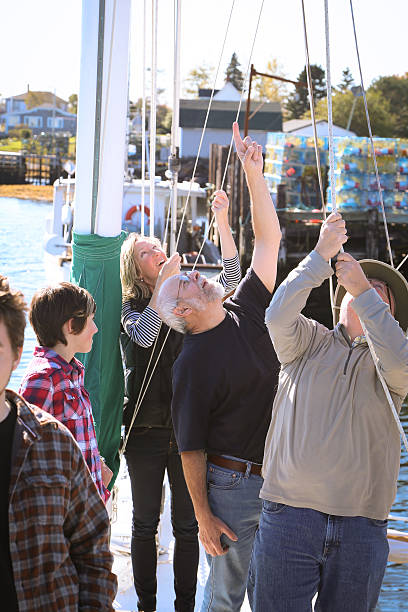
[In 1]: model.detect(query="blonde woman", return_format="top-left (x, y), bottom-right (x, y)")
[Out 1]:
top-left (119, 190), bottom-right (241, 612)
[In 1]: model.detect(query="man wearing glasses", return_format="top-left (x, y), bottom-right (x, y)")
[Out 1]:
top-left (248, 213), bottom-right (408, 611)
top-left (157, 122), bottom-right (282, 611)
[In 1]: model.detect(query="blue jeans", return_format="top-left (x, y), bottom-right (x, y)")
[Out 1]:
top-left (125, 427), bottom-right (199, 612)
top-left (201, 461), bottom-right (263, 612)
top-left (248, 502), bottom-right (389, 612)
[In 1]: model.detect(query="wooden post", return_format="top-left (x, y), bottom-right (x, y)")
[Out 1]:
top-left (244, 64), bottom-right (255, 137)
top-left (366, 208), bottom-right (379, 260)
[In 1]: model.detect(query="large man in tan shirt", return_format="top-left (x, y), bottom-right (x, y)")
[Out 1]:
top-left (248, 212), bottom-right (408, 612)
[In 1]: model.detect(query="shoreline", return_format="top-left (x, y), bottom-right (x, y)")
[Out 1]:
top-left (0, 184), bottom-right (53, 202)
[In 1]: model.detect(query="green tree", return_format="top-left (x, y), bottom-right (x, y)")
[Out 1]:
top-left (128, 98), bottom-right (171, 134)
top-left (286, 64), bottom-right (326, 119)
top-left (370, 74), bottom-right (408, 137)
top-left (338, 67), bottom-right (354, 93)
top-left (184, 64), bottom-right (214, 96)
top-left (253, 58), bottom-right (288, 103)
top-left (312, 89), bottom-right (396, 137)
top-left (225, 52), bottom-right (244, 91)
top-left (68, 93), bottom-right (78, 114)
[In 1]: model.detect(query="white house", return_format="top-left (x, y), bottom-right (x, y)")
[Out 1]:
top-left (283, 119), bottom-right (356, 138)
top-left (179, 82), bottom-right (282, 158)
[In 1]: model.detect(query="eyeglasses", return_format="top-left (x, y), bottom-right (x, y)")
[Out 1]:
top-left (176, 273), bottom-right (190, 302)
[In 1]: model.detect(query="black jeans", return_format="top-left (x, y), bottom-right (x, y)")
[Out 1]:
top-left (125, 427), bottom-right (199, 612)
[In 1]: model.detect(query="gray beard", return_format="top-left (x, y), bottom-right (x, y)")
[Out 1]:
top-left (202, 279), bottom-right (225, 302)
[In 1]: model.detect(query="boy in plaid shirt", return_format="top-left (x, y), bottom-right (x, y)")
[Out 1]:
top-left (20, 282), bottom-right (112, 501)
top-left (0, 275), bottom-right (116, 611)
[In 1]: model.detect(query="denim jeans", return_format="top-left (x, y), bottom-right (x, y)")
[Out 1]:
top-left (125, 427), bottom-right (199, 612)
top-left (248, 502), bottom-right (389, 612)
top-left (201, 460), bottom-right (263, 612)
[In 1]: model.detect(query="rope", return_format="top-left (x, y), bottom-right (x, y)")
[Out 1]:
top-left (301, 0), bottom-right (335, 314)
top-left (324, 0), bottom-right (407, 453)
top-left (120, 0), bottom-right (238, 456)
top-left (397, 252), bottom-right (408, 272)
top-left (324, 0), bottom-right (337, 217)
top-left (175, 0), bottom-right (237, 250)
top-left (347, 0), bottom-right (407, 450)
top-left (191, 0), bottom-right (265, 272)
top-left (361, 321), bottom-right (408, 453)
top-left (91, 0), bottom-right (106, 235)
top-left (349, 0), bottom-right (394, 267)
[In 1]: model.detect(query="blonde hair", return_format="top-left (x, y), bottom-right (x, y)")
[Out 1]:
top-left (120, 233), bottom-right (162, 302)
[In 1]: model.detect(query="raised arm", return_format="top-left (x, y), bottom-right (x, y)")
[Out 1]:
top-left (233, 122), bottom-right (281, 292)
top-left (266, 212), bottom-right (347, 364)
top-left (211, 190), bottom-right (241, 292)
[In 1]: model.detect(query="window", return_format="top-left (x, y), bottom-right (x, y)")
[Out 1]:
top-left (47, 117), bottom-right (64, 128)
top-left (24, 116), bottom-right (43, 128)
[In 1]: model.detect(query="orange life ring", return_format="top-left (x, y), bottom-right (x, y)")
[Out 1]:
top-left (125, 204), bottom-right (150, 224)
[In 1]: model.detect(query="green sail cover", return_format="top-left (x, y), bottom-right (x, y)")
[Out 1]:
top-left (71, 231), bottom-right (126, 486)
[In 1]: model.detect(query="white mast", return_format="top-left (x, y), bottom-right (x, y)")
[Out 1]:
top-left (149, 0), bottom-right (158, 238)
top-left (169, 0), bottom-right (182, 254)
top-left (141, 0), bottom-right (147, 237)
top-left (74, 0), bottom-right (131, 237)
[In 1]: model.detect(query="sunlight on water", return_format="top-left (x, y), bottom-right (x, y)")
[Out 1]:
top-left (0, 196), bottom-right (406, 609)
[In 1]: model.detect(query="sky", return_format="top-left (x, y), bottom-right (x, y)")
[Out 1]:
top-left (1, 0), bottom-right (408, 106)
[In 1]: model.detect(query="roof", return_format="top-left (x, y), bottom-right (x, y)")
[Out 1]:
top-left (283, 119), bottom-right (325, 132)
top-left (180, 99), bottom-right (282, 131)
top-left (6, 91), bottom-right (68, 105)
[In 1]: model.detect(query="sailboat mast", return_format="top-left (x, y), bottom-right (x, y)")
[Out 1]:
top-left (149, 0), bottom-right (158, 238)
top-left (74, 0), bottom-right (131, 237)
top-left (169, 0), bottom-right (182, 254)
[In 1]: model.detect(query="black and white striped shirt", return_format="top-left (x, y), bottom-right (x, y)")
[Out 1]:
top-left (121, 253), bottom-right (241, 348)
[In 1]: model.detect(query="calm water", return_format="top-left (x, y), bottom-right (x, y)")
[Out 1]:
top-left (1, 197), bottom-right (407, 609)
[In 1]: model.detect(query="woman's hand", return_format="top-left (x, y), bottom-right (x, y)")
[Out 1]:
top-left (232, 121), bottom-right (263, 177)
top-left (157, 252), bottom-right (181, 286)
top-left (211, 190), bottom-right (229, 227)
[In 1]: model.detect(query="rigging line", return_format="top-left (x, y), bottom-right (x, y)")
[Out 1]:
top-left (349, 0), bottom-right (394, 268)
top-left (141, 0), bottom-right (147, 237)
top-left (397, 252), bottom-right (408, 272)
top-left (163, 0), bottom-right (182, 253)
top-left (301, 0), bottom-right (335, 314)
top-left (149, 0), bottom-right (158, 238)
top-left (301, 0), bottom-right (326, 218)
top-left (95, 0), bottom-right (117, 234)
top-left (120, 326), bottom-right (164, 456)
top-left (324, 0), bottom-right (338, 219)
top-left (191, 0), bottom-right (266, 272)
top-left (121, 328), bottom-right (172, 456)
top-left (174, 0), bottom-right (236, 251)
top-left (361, 321), bottom-right (408, 453)
top-left (121, 0), bottom-right (237, 456)
top-left (91, 0), bottom-right (106, 235)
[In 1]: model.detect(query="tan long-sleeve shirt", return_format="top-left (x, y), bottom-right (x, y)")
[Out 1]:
top-left (261, 250), bottom-right (408, 520)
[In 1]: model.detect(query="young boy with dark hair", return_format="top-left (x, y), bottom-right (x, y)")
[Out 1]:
top-left (0, 275), bottom-right (117, 611)
top-left (20, 282), bottom-right (112, 500)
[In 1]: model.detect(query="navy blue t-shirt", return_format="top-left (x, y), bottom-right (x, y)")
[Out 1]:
top-left (171, 268), bottom-right (280, 464)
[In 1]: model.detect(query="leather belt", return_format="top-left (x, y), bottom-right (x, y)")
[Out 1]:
top-left (207, 454), bottom-right (262, 476)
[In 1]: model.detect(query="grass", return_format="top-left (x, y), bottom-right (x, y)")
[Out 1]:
top-left (0, 184), bottom-right (53, 201)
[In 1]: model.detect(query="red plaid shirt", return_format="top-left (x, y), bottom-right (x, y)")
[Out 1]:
top-left (20, 347), bottom-right (107, 501)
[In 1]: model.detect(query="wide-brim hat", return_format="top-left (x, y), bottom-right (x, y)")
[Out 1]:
top-left (333, 259), bottom-right (408, 332)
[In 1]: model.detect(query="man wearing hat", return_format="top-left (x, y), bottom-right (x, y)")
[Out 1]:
top-left (248, 211), bottom-right (408, 612)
